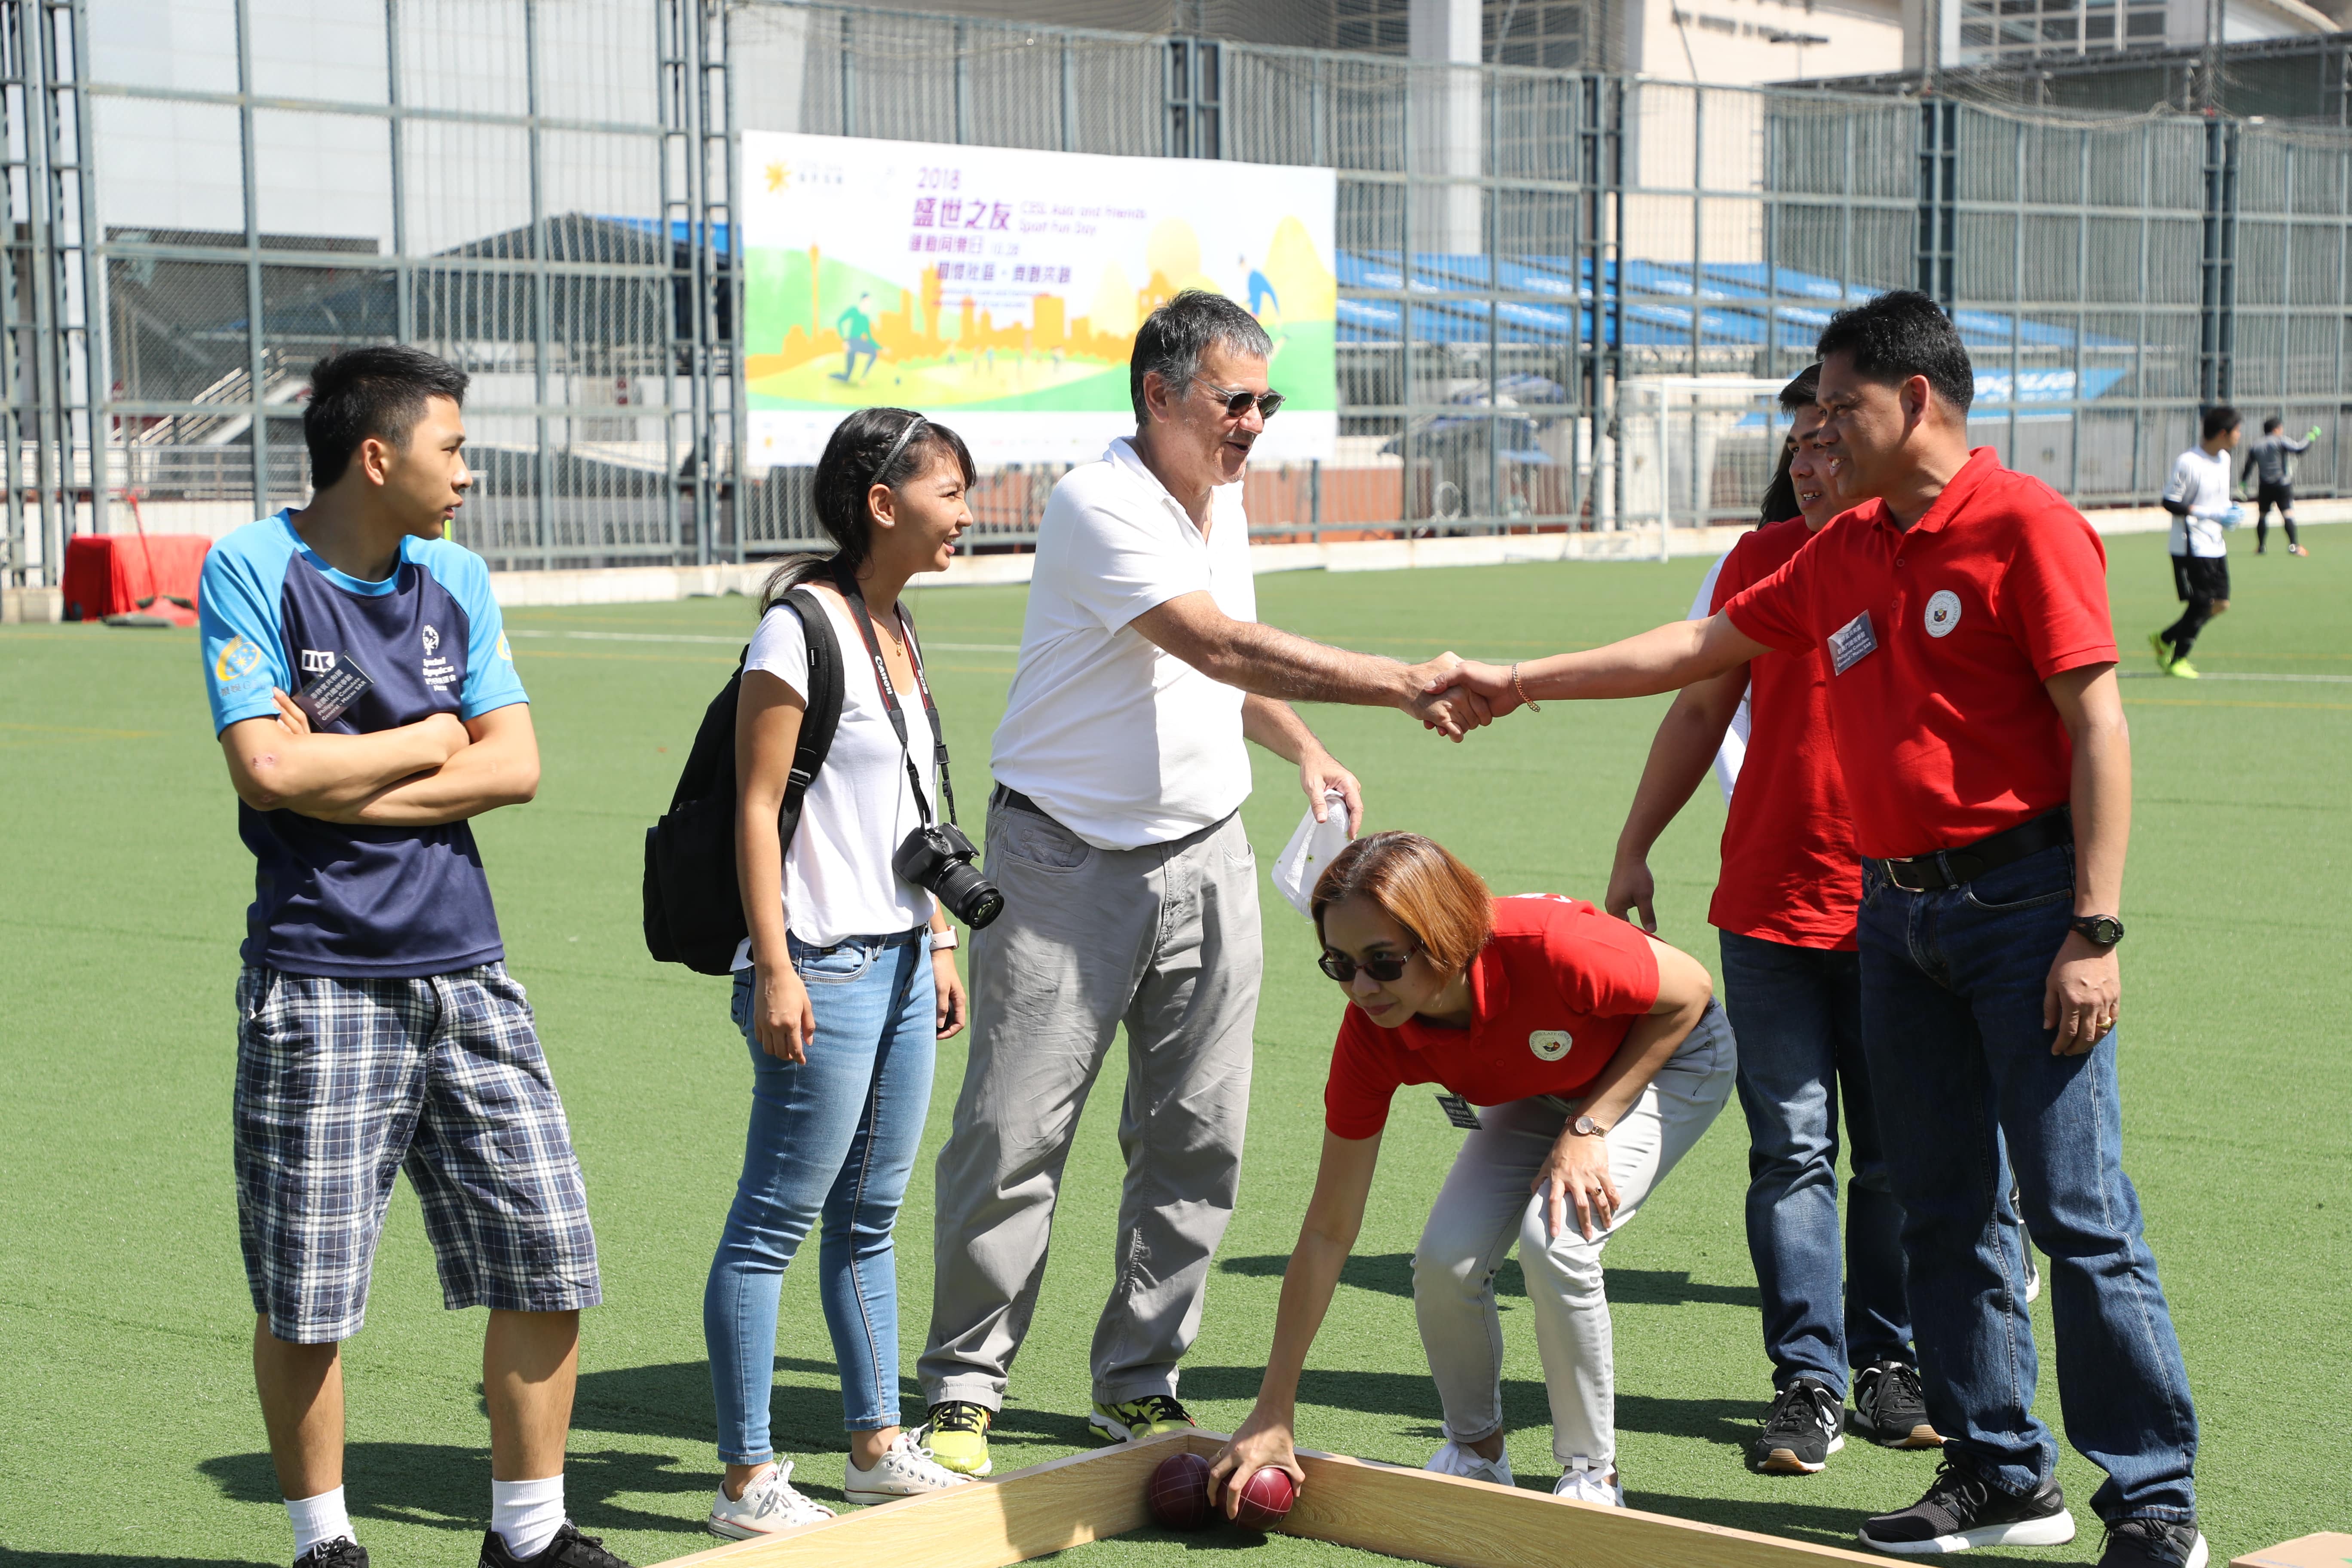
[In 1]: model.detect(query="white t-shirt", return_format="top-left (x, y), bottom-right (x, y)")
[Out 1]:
top-left (1689, 553), bottom-right (1752, 804)
top-left (2165, 446), bottom-right (2233, 558)
top-left (731, 588), bottom-right (937, 964)
top-left (990, 437), bottom-right (1257, 851)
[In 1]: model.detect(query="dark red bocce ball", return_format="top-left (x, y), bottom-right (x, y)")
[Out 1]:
top-left (1146, 1451), bottom-right (1216, 1531)
top-left (1231, 1465), bottom-right (1298, 1531)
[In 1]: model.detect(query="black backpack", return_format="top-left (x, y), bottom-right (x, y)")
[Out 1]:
top-left (642, 588), bottom-right (846, 975)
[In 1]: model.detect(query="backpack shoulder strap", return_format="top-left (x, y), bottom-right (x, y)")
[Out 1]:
top-left (781, 588), bottom-right (846, 812)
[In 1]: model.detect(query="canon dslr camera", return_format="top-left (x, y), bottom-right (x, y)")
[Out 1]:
top-left (894, 821), bottom-right (1004, 929)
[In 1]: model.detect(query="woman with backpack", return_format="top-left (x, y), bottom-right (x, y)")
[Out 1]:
top-left (704, 407), bottom-right (979, 1537)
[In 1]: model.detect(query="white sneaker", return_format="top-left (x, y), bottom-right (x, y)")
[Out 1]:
top-left (1425, 1439), bottom-right (1514, 1487)
top-left (1554, 1458), bottom-right (1625, 1507)
top-left (708, 1461), bottom-right (836, 1539)
top-left (845, 1430), bottom-right (977, 1505)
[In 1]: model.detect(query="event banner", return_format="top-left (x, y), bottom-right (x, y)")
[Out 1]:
top-left (741, 131), bottom-right (1338, 468)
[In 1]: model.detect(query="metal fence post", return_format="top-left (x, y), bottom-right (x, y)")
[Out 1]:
top-left (525, 0), bottom-right (553, 568)
top-left (386, 0), bottom-right (413, 344)
top-left (2199, 114), bottom-right (2238, 408)
top-left (234, 0), bottom-right (267, 518)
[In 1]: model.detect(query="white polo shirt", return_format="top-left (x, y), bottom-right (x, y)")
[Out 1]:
top-left (990, 437), bottom-right (1257, 851)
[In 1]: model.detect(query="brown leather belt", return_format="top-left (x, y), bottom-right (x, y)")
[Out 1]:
top-left (1870, 807), bottom-right (2073, 893)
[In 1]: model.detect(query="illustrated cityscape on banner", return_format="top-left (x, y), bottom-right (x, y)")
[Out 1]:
top-left (741, 131), bottom-right (1339, 468)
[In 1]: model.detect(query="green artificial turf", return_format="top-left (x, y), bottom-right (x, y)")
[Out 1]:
top-left (1, 528), bottom-right (2346, 1568)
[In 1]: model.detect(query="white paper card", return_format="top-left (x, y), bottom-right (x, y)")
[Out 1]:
top-left (1273, 789), bottom-right (1353, 918)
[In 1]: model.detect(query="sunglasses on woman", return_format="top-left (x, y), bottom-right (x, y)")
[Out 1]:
top-left (1196, 379), bottom-right (1285, 420)
top-left (1317, 941), bottom-right (1421, 984)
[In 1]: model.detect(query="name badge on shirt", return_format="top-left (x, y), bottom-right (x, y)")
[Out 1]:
top-left (293, 654), bottom-right (376, 726)
top-left (1827, 611), bottom-right (1878, 676)
top-left (1434, 1093), bottom-right (1484, 1131)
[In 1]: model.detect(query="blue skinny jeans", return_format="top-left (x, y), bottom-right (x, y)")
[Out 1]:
top-left (704, 928), bottom-right (936, 1467)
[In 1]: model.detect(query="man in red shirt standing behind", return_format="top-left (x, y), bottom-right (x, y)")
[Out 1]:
top-left (1446, 293), bottom-right (2201, 1568)
top-left (1607, 367), bottom-right (1941, 1476)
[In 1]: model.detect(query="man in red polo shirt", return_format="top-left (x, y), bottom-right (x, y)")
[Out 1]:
top-left (1445, 293), bottom-right (2201, 1568)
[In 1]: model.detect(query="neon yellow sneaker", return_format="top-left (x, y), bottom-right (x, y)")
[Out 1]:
top-left (1089, 1393), bottom-right (1197, 1442)
top-left (921, 1400), bottom-right (995, 1476)
top-left (2168, 656), bottom-right (2201, 680)
top-left (2147, 631), bottom-right (2174, 672)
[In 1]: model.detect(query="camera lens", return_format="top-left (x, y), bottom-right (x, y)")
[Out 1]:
top-left (934, 859), bottom-right (1004, 929)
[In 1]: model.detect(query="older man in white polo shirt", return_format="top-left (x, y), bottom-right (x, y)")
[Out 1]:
top-left (918, 291), bottom-right (1483, 1475)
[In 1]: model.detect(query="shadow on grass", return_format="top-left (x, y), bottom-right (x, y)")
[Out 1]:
top-left (1179, 1365), bottom-right (1755, 1449)
top-left (1217, 1253), bottom-right (1758, 1311)
top-left (197, 1441), bottom-right (709, 1542)
top-left (567, 1357), bottom-right (1098, 1455)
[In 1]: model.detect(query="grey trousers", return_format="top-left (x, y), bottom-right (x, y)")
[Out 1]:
top-left (919, 796), bottom-right (1262, 1412)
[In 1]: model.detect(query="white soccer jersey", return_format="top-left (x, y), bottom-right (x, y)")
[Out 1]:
top-left (2164, 446), bottom-right (2233, 558)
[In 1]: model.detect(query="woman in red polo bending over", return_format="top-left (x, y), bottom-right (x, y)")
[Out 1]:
top-left (1209, 832), bottom-right (1733, 1510)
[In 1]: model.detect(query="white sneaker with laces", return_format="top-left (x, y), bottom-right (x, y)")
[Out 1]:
top-left (1424, 1439), bottom-right (1514, 1487)
top-left (845, 1430), bottom-right (977, 1505)
top-left (708, 1461), bottom-right (836, 1539)
top-left (1554, 1458), bottom-right (1625, 1507)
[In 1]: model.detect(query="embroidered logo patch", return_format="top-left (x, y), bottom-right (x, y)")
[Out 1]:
top-left (422, 624), bottom-right (441, 655)
top-left (1827, 610), bottom-right (1878, 675)
top-left (1529, 1029), bottom-right (1572, 1061)
top-left (1923, 590), bottom-right (1963, 638)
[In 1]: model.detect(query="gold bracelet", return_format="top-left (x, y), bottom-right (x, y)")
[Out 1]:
top-left (1512, 662), bottom-right (1541, 712)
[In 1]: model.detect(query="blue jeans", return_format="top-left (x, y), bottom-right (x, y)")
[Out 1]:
top-left (1718, 929), bottom-right (1911, 1395)
top-left (704, 928), bottom-right (936, 1467)
top-left (1858, 842), bottom-right (2197, 1523)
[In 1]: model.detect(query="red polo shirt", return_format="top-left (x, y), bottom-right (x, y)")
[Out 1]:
top-left (1707, 518), bottom-right (1859, 950)
top-left (1323, 894), bottom-right (1660, 1140)
top-left (1723, 448), bottom-right (2116, 860)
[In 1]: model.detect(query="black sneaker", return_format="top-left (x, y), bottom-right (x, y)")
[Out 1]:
top-left (2098, 1518), bottom-right (2209, 1568)
top-left (295, 1542), bottom-right (368, 1568)
top-left (1859, 1458), bottom-right (2075, 1555)
top-left (1852, 1360), bottom-right (1943, 1449)
top-left (1750, 1377), bottom-right (1844, 1474)
top-left (478, 1521), bottom-right (633, 1568)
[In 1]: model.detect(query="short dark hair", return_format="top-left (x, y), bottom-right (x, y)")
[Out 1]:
top-left (1129, 290), bottom-right (1273, 423)
top-left (1816, 290), bottom-right (1974, 417)
top-left (304, 345), bottom-right (470, 490)
top-left (2203, 405), bottom-right (2242, 441)
top-left (2263, 415), bottom-right (2284, 433)
top-left (762, 407), bottom-right (976, 604)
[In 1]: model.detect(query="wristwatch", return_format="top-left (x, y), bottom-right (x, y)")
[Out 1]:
top-left (1570, 1114), bottom-right (1606, 1137)
top-left (2068, 914), bottom-right (2125, 948)
top-left (928, 928), bottom-right (959, 952)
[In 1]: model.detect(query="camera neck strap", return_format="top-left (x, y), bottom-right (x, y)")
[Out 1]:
top-left (838, 573), bottom-right (959, 830)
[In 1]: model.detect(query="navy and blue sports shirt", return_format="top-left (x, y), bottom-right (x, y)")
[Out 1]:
top-left (200, 510), bottom-right (527, 979)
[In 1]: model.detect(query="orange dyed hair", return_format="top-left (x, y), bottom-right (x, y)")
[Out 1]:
top-left (1310, 831), bottom-right (1494, 977)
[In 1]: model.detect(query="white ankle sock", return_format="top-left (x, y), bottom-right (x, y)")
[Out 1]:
top-left (285, 1486), bottom-right (354, 1561)
top-left (491, 1474), bottom-right (565, 1561)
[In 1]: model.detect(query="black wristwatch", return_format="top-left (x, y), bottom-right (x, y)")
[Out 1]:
top-left (2069, 914), bottom-right (2125, 948)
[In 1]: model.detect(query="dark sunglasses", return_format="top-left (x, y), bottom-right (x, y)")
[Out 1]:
top-left (1196, 379), bottom-right (1284, 420)
top-left (1317, 941), bottom-right (1422, 984)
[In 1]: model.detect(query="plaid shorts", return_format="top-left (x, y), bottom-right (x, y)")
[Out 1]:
top-left (234, 962), bottom-right (603, 1344)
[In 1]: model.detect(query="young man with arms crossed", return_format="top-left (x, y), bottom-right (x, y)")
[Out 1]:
top-left (1447, 292), bottom-right (2205, 1568)
top-left (1608, 368), bottom-right (1940, 1476)
top-left (2150, 407), bottom-right (2242, 680)
top-left (2240, 414), bottom-right (2315, 557)
top-left (917, 291), bottom-right (1487, 1476)
top-left (200, 347), bottom-right (629, 1568)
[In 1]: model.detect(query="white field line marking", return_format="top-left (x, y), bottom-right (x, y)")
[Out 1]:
top-left (511, 629), bottom-right (1020, 652)
top-left (2121, 670), bottom-right (2352, 684)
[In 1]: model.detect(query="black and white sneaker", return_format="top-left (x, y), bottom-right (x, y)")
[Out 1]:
top-left (1750, 1377), bottom-right (1844, 1474)
top-left (1859, 1458), bottom-right (2075, 1555)
top-left (295, 1541), bottom-right (368, 1568)
top-left (1852, 1360), bottom-right (1942, 1449)
top-left (478, 1521), bottom-right (634, 1568)
top-left (2098, 1518), bottom-right (2209, 1568)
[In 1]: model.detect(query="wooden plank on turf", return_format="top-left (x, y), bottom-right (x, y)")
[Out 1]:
top-left (2230, 1535), bottom-right (2352, 1568)
top-left (649, 1430), bottom-right (1194, 1568)
top-left (1181, 1434), bottom-right (1894, 1568)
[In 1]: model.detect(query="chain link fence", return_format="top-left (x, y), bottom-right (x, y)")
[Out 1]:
top-left (7, 0), bottom-right (2349, 588)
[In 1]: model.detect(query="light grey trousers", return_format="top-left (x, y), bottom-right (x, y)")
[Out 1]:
top-left (1414, 1004), bottom-right (1736, 1471)
top-left (919, 796), bottom-right (1262, 1411)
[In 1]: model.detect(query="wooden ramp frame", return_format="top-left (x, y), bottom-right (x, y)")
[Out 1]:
top-left (652, 1429), bottom-right (1901, 1568)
